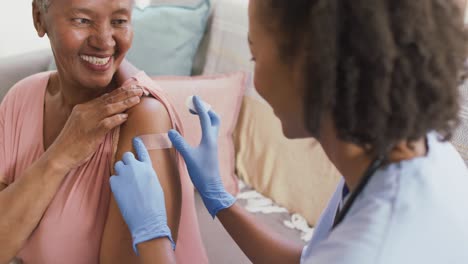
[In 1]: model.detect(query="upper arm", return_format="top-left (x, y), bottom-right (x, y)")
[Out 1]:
top-left (100, 97), bottom-right (182, 263)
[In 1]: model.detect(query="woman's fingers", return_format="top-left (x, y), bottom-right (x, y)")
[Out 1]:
top-left (50, 85), bottom-right (143, 171)
top-left (94, 85), bottom-right (143, 107)
top-left (98, 113), bottom-right (129, 133)
top-left (104, 86), bottom-right (144, 104)
top-left (102, 96), bottom-right (141, 117)
top-left (94, 86), bottom-right (143, 118)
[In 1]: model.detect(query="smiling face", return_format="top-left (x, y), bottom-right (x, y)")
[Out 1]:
top-left (33, 0), bottom-right (134, 90)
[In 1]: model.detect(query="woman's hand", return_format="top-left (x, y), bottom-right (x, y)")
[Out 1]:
top-left (169, 96), bottom-right (236, 218)
top-left (47, 85), bottom-right (143, 171)
top-left (110, 137), bottom-right (175, 253)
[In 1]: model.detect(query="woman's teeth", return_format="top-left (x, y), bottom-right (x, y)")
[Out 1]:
top-left (80, 55), bottom-right (111, 66)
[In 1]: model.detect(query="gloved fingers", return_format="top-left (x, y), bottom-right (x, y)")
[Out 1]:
top-left (168, 129), bottom-right (192, 158)
top-left (151, 172), bottom-right (164, 191)
top-left (133, 137), bottom-right (151, 163)
top-left (114, 160), bottom-right (125, 174)
top-left (193, 96), bottom-right (211, 135)
top-left (109, 175), bottom-right (121, 192)
top-left (122, 152), bottom-right (136, 165)
top-left (208, 110), bottom-right (221, 135)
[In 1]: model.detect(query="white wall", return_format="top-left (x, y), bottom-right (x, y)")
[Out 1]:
top-left (0, 1), bottom-right (50, 59)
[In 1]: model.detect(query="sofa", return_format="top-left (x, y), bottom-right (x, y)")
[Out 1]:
top-left (1, 0), bottom-right (467, 263)
top-left (0, 0), bottom-right (323, 263)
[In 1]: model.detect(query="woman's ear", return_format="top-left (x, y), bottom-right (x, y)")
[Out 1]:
top-left (32, 1), bottom-right (47, 37)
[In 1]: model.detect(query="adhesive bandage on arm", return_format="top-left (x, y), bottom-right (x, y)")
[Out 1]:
top-left (139, 133), bottom-right (173, 150)
top-left (139, 95), bottom-right (211, 150)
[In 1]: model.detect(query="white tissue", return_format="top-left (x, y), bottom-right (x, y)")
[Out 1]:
top-left (283, 214), bottom-right (314, 242)
top-left (237, 190), bottom-right (264, 200)
top-left (236, 182), bottom-right (313, 241)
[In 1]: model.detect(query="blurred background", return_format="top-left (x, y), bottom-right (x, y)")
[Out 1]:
top-left (1, 0), bottom-right (467, 59)
top-left (0, 0), bottom-right (50, 59)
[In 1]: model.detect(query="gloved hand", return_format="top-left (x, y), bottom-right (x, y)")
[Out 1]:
top-left (109, 137), bottom-right (175, 254)
top-left (169, 96), bottom-right (236, 218)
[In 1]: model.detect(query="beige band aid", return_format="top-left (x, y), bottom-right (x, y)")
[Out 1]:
top-left (139, 133), bottom-right (173, 150)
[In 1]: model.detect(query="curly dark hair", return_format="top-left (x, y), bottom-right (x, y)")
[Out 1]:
top-left (261, 0), bottom-right (467, 155)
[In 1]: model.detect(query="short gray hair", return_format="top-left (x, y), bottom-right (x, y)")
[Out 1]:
top-left (34, 0), bottom-right (51, 13)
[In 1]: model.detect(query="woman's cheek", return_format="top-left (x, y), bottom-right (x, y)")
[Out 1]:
top-left (118, 27), bottom-right (134, 54)
top-left (253, 63), bottom-right (266, 97)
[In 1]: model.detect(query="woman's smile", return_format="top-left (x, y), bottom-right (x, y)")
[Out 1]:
top-left (35, 0), bottom-right (134, 90)
top-left (80, 54), bottom-right (114, 72)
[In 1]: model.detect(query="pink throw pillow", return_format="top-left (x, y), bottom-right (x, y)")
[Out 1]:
top-left (152, 72), bottom-right (247, 195)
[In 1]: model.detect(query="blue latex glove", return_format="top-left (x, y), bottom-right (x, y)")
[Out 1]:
top-left (169, 96), bottom-right (236, 218)
top-left (109, 137), bottom-right (175, 254)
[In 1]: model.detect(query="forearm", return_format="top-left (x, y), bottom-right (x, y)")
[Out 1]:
top-left (167, 96), bottom-right (303, 262)
top-left (217, 203), bottom-right (303, 264)
top-left (0, 152), bottom-right (68, 261)
top-left (137, 238), bottom-right (176, 264)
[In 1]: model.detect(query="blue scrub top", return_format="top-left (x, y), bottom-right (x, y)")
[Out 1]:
top-left (301, 133), bottom-right (468, 264)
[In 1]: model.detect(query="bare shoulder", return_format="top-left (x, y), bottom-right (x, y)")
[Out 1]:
top-left (123, 96), bottom-right (172, 135)
top-left (115, 96), bottom-right (174, 159)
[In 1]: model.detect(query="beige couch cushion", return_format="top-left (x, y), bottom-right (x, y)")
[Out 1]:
top-left (234, 96), bottom-right (341, 225)
top-left (152, 73), bottom-right (247, 194)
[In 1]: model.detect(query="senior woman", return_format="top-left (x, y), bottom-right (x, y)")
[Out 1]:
top-left (0, 0), bottom-right (207, 263)
top-left (110, 0), bottom-right (468, 263)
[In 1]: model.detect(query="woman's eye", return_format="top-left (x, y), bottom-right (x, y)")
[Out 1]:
top-left (112, 19), bottom-right (128, 26)
top-left (72, 18), bottom-right (91, 25)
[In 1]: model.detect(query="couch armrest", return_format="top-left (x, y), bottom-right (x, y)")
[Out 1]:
top-left (0, 49), bottom-right (52, 101)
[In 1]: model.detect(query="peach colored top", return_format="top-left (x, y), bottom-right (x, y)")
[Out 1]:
top-left (0, 72), bottom-right (208, 264)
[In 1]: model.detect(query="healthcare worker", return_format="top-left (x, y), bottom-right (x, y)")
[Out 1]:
top-left (109, 0), bottom-right (468, 263)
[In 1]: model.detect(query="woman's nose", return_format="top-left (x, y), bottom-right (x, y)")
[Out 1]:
top-left (88, 25), bottom-right (116, 51)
